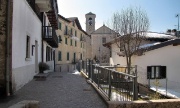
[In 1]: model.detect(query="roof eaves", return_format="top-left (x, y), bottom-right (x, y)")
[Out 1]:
top-left (142, 39), bottom-right (180, 52)
top-left (58, 14), bottom-right (70, 23)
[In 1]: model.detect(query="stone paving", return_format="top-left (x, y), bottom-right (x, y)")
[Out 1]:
top-left (0, 71), bottom-right (107, 108)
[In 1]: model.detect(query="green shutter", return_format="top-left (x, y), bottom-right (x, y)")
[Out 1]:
top-left (71, 39), bottom-right (73, 46)
top-left (65, 38), bottom-right (68, 45)
top-left (59, 22), bottom-right (61, 30)
top-left (58, 51), bottom-right (61, 61)
top-left (67, 52), bottom-right (69, 61)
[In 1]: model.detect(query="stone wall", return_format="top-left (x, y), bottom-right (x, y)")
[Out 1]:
top-left (0, 0), bottom-right (7, 87)
top-left (108, 99), bottom-right (180, 108)
top-left (0, 0), bottom-right (13, 96)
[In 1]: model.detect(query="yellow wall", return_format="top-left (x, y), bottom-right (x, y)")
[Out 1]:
top-left (55, 17), bottom-right (91, 65)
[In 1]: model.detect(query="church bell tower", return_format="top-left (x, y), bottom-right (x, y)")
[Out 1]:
top-left (85, 12), bottom-right (96, 35)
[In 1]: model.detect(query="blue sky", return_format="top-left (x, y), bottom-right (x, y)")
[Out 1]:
top-left (58, 0), bottom-right (180, 33)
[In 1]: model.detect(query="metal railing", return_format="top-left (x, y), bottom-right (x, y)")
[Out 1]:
top-left (43, 26), bottom-right (58, 47)
top-left (80, 60), bottom-right (138, 101)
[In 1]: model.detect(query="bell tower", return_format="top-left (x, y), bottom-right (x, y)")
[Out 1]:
top-left (85, 12), bottom-right (96, 35)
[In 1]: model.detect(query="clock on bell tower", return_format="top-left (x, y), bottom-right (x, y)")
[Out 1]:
top-left (85, 12), bottom-right (96, 35)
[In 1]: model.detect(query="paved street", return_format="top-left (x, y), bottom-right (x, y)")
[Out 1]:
top-left (0, 71), bottom-right (107, 108)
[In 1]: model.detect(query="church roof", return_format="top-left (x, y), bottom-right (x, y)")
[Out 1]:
top-left (91, 24), bottom-right (115, 34)
top-left (86, 12), bottom-right (95, 15)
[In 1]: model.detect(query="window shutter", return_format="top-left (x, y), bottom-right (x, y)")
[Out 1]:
top-left (147, 66), bottom-right (151, 79)
top-left (160, 66), bottom-right (166, 78)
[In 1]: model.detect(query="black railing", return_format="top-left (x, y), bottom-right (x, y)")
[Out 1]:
top-left (80, 60), bottom-right (138, 101)
top-left (43, 26), bottom-right (58, 48)
top-left (80, 37), bottom-right (85, 42)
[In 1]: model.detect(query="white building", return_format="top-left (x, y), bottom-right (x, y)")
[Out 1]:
top-left (12, 0), bottom-right (43, 91)
top-left (1, 0), bottom-right (59, 95)
top-left (104, 32), bottom-right (180, 94)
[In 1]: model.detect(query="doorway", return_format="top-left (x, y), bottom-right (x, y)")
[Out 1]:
top-left (73, 53), bottom-right (76, 63)
top-left (35, 40), bottom-right (38, 73)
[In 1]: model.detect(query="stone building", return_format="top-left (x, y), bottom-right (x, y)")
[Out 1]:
top-left (55, 15), bottom-right (91, 72)
top-left (85, 12), bottom-right (115, 65)
top-left (0, 0), bottom-right (59, 97)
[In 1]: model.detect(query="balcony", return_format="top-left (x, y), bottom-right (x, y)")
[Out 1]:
top-left (35, 0), bottom-right (51, 12)
top-left (43, 26), bottom-right (58, 48)
top-left (80, 37), bottom-right (86, 42)
top-left (64, 30), bottom-right (73, 37)
top-left (46, 0), bottom-right (59, 29)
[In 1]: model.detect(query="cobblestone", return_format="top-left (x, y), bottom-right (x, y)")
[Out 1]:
top-left (0, 71), bottom-right (107, 108)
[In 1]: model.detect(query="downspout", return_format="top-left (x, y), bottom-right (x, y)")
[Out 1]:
top-left (5, 0), bottom-right (11, 96)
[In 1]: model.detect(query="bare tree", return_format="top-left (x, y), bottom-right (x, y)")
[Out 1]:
top-left (109, 7), bottom-right (149, 74)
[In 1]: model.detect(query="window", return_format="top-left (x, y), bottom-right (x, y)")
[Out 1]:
top-left (102, 37), bottom-right (106, 43)
top-left (58, 35), bottom-right (62, 43)
top-left (65, 25), bottom-right (68, 34)
top-left (80, 53), bottom-right (82, 60)
top-left (26, 36), bottom-right (30, 58)
top-left (70, 39), bottom-right (73, 46)
top-left (120, 42), bottom-right (124, 51)
top-left (58, 22), bottom-right (61, 30)
top-left (71, 28), bottom-right (73, 35)
top-left (81, 43), bottom-right (83, 48)
top-left (147, 66), bottom-right (166, 79)
top-left (75, 41), bottom-right (77, 47)
top-left (65, 37), bottom-right (68, 45)
top-left (80, 34), bottom-right (83, 41)
top-left (73, 21), bottom-right (75, 26)
top-left (67, 52), bottom-right (69, 61)
top-left (75, 30), bottom-right (77, 36)
top-left (58, 51), bottom-right (62, 61)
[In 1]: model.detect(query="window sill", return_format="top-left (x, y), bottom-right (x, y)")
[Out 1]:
top-left (25, 58), bottom-right (32, 61)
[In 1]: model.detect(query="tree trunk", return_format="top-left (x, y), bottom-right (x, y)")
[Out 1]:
top-left (127, 56), bottom-right (131, 74)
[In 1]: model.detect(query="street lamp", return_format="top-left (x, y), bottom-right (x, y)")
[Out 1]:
top-left (176, 14), bottom-right (179, 31)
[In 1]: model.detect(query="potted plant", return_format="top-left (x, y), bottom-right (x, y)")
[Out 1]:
top-left (38, 62), bottom-right (49, 73)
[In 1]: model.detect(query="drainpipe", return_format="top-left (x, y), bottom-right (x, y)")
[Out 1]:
top-left (5, 0), bottom-right (11, 96)
top-left (41, 13), bottom-right (44, 62)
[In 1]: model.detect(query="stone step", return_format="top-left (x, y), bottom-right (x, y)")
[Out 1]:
top-left (34, 73), bottom-right (49, 79)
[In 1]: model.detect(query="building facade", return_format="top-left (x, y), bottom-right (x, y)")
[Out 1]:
top-left (104, 32), bottom-right (180, 93)
top-left (41, 0), bottom-right (59, 72)
top-left (55, 15), bottom-right (90, 72)
top-left (85, 12), bottom-right (115, 65)
top-left (0, 0), bottom-right (59, 97)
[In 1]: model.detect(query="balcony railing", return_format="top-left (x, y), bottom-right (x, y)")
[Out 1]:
top-left (43, 26), bottom-right (58, 48)
top-left (80, 37), bottom-right (86, 42)
top-left (64, 30), bottom-right (73, 37)
top-left (46, 0), bottom-right (58, 29)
